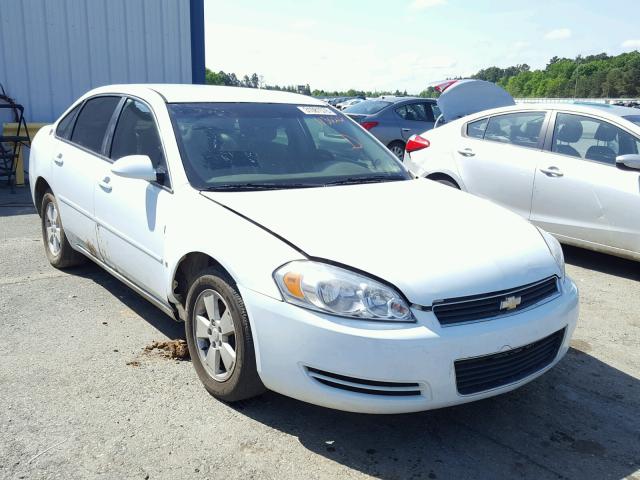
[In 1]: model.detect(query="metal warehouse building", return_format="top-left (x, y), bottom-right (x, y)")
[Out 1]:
top-left (0, 0), bottom-right (205, 124)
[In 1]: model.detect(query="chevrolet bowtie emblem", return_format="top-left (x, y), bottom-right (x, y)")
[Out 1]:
top-left (500, 295), bottom-right (522, 311)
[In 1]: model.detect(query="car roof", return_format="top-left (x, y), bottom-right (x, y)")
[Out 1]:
top-left (85, 84), bottom-right (326, 105)
top-left (465, 102), bottom-right (640, 122)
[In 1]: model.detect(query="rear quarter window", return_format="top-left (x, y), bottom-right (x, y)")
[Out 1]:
top-left (466, 118), bottom-right (488, 139)
top-left (55, 104), bottom-right (81, 140)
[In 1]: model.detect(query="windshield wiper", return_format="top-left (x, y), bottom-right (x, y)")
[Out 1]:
top-left (203, 182), bottom-right (324, 192)
top-left (323, 175), bottom-right (407, 186)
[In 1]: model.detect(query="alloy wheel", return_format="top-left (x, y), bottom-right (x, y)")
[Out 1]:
top-left (45, 201), bottom-right (62, 256)
top-left (390, 145), bottom-right (404, 158)
top-left (193, 289), bottom-right (237, 381)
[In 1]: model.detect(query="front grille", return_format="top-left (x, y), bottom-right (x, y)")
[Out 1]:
top-left (433, 276), bottom-right (559, 326)
top-left (306, 367), bottom-right (422, 397)
top-left (454, 328), bottom-right (565, 395)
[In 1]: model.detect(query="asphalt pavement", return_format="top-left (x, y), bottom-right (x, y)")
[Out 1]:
top-left (1, 185), bottom-right (639, 480)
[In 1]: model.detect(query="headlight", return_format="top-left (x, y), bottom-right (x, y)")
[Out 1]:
top-left (537, 227), bottom-right (565, 278)
top-left (274, 261), bottom-right (413, 322)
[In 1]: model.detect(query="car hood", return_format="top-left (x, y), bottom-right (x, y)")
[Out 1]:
top-left (201, 179), bottom-right (559, 305)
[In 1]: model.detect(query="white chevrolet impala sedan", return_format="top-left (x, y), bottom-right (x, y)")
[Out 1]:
top-left (30, 85), bottom-right (578, 414)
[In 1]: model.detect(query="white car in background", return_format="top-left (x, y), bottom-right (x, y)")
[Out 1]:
top-left (336, 98), bottom-right (364, 110)
top-left (405, 101), bottom-right (640, 262)
top-left (29, 84), bottom-right (578, 414)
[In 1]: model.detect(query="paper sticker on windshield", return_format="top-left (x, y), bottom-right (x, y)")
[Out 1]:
top-left (297, 106), bottom-right (336, 116)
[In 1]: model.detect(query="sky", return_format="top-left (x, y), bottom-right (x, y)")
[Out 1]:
top-left (204, 0), bottom-right (640, 94)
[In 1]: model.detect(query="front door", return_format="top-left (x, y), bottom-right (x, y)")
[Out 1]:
top-left (531, 112), bottom-right (640, 253)
top-left (94, 98), bottom-right (171, 300)
top-left (396, 102), bottom-right (435, 141)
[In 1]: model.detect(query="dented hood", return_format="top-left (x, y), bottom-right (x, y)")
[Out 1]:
top-left (202, 179), bottom-right (559, 305)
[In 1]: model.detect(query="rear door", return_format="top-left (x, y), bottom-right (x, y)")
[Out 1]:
top-left (51, 95), bottom-right (122, 254)
top-left (454, 110), bottom-right (549, 219)
top-left (531, 112), bottom-right (640, 252)
top-left (94, 97), bottom-right (171, 300)
top-left (396, 102), bottom-right (435, 141)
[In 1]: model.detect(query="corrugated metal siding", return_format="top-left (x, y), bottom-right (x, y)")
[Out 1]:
top-left (0, 0), bottom-right (192, 123)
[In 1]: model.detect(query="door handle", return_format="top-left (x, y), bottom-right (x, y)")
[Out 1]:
top-left (402, 128), bottom-right (412, 132)
top-left (539, 166), bottom-right (564, 177)
top-left (98, 177), bottom-right (112, 192)
top-left (54, 153), bottom-right (63, 166)
top-left (457, 148), bottom-right (475, 157)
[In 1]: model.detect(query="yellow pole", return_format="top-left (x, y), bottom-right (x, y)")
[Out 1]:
top-left (2, 122), bottom-right (48, 186)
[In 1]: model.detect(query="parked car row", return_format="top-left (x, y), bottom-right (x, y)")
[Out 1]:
top-left (324, 96), bottom-right (365, 109)
top-left (31, 83), bottom-right (578, 414)
top-left (344, 96), bottom-right (442, 158)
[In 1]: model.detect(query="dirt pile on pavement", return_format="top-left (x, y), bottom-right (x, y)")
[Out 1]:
top-left (144, 340), bottom-right (190, 360)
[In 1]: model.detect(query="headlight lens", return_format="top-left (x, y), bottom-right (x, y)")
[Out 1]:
top-left (274, 261), bottom-right (413, 322)
top-left (538, 227), bottom-right (565, 278)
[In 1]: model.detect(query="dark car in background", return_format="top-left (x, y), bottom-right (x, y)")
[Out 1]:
top-left (344, 97), bottom-right (441, 158)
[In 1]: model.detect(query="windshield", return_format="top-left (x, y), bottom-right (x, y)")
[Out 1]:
top-left (168, 103), bottom-right (410, 190)
top-left (344, 100), bottom-right (391, 115)
top-left (623, 115), bottom-right (640, 127)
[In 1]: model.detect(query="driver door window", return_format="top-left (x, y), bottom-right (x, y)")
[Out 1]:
top-left (110, 98), bottom-right (169, 186)
top-left (551, 113), bottom-right (640, 165)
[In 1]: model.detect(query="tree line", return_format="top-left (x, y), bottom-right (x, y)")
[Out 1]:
top-left (206, 51), bottom-right (640, 99)
top-left (472, 51), bottom-right (640, 98)
top-left (205, 69), bottom-right (312, 95)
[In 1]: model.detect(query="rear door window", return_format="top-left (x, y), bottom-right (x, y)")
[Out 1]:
top-left (395, 103), bottom-right (433, 122)
top-left (484, 112), bottom-right (546, 148)
top-left (71, 96), bottom-right (121, 154)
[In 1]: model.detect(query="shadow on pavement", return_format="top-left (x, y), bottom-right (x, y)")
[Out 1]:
top-left (233, 350), bottom-right (640, 480)
top-left (71, 262), bottom-right (185, 341)
top-left (564, 244), bottom-right (639, 282)
top-left (0, 185), bottom-right (35, 217)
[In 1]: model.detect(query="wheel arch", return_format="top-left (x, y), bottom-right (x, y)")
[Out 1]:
top-left (169, 251), bottom-right (236, 321)
top-left (34, 176), bottom-right (52, 216)
top-left (425, 171), bottom-right (465, 190)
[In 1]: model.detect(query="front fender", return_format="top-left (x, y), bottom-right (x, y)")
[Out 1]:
top-left (164, 190), bottom-right (306, 302)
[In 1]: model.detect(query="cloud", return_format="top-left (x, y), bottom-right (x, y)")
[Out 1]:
top-left (423, 55), bottom-right (457, 69)
top-left (544, 28), bottom-right (571, 40)
top-left (512, 41), bottom-right (530, 50)
top-left (622, 39), bottom-right (640, 49)
top-left (409, 0), bottom-right (447, 10)
top-left (291, 19), bottom-right (316, 30)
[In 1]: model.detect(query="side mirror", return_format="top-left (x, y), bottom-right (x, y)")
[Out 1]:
top-left (111, 155), bottom-right (157, 181)
top-left (615, 154), bottom-right (640, 171)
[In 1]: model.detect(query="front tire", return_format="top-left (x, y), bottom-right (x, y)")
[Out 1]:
top-left (41, 191), bottom-right (85, 268)
top-left (185, 268), bottom-right (265, 402)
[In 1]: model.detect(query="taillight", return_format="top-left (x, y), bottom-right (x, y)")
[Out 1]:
top-left (360, 121), bottom-right (379, 130)
top-left (405, 134), bottom-right (430, 153)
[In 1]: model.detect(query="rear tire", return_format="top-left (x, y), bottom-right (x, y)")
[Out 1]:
top-left (41, 191), bottom-right (86, 269)
top-left (388, 141), bottom-right (405, 159)
top-left (185, 268), bottom-right (265, 402)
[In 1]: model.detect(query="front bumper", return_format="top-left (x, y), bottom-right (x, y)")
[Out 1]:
top-left (240, 277), bottom-right (579, 414)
